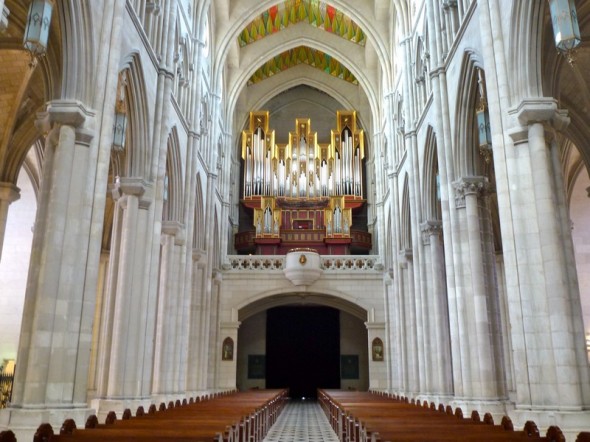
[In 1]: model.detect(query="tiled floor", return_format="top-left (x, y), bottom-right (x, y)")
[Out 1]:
top-left (264, 400), bottom-right (340, 442)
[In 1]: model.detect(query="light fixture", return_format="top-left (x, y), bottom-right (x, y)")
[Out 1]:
top-left (475, 68), bottom-right (492, 163)
top-left (23, 0), bottom-right (53, 65)
top-left (586, 333), bottom-right (590, 352)
top-left (112, 71), bottom-right (128, 152)
top-left (548, 0), bottom-right (582, 65)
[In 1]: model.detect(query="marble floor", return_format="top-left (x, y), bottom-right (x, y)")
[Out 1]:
top-left (263, 400), bottom-right (340, 442)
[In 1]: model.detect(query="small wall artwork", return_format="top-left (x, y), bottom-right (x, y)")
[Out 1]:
top-left (372, 337), bottom-right (384, 361)
top-left (222, 337), bottom-right (234, 361)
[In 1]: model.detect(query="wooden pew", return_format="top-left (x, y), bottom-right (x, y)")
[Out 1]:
top-left (29, 389), bottom-right (287, 442)
top-left (318, 390), bottom-right (570, 442)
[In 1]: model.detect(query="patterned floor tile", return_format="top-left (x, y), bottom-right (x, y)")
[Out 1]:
top-left (264, 400), bottom-right (339, 442)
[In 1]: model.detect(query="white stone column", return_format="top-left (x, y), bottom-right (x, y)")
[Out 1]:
top-left (507, 99), bottom-right (590, 412)
top-left (186, 250), bottom-right (206, 392)
top-left (453, 176), bottom-right (505, 400)
top-left (421, 220), bottom-right (452, 397)
top-left (3, 101), bottom-right (96, 433)
top-left (153, 221), bottom-right (184, 397)
top-left (207, 271), bottom-right (222, 389)
top-left (103, 178), bottom-right (153, 401)
top-left (87, 251), bottom-right (110, 400)
top-left (0, 182), bottom-right (20, 261)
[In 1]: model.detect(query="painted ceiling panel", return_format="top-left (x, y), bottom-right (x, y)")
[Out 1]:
top-left (238, 0), bottom-right (367, 47)
top-left (247, 46), bottom-right (358, 85)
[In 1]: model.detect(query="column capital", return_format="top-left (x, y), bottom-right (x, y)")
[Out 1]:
top-left (453, 176), bottom-right (490, 208)
top-left (420, 220), bottom-right (442, 245)
top-left (508, 98), bottom-right (570, 137)
top-left (398, 248), bottom-right (412, 268)
top-left (36, 100), bottom-right (96, 146)
top-left (110, 178), bottom-right (153, 208)
top-left (162, 220), bottom-right (186, 246)
top-left (0, 182), bottom-right (20, 203)
top-left (192, 248), bottom-right (207, 265)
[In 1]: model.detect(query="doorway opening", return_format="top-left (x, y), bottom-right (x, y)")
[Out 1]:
top-left (266, 306), bottom-right (340, 399)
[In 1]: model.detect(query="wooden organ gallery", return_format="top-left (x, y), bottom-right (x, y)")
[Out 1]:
top-left (235, 111), bottom-right (371, 255)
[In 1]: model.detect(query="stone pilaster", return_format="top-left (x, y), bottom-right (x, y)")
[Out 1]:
top-left (217, 320), bottom-right (241, 390)
top-left (453, 176), bottom-right (507, 400)
top-left (420, 220), bottom-right (452, 397)
top-left (365, 322), bottom-right (387, 391)
top-left (102, 178), bottom-right (154, 400)
top-left (153, 221), bottom-right (185, 397)
top-left (187, 250), bottom-right (208, 392)
top-left (1, 100), bottom-right (96, 437)
top-left (506, 99), bottom-right (590, 414)
top-left (0, 182), bottom-right (20, 261)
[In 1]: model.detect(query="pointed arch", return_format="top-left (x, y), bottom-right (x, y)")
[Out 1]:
top-left (58, 0), bottom-right (95, 103)
top-left (163, 128), bottom-right (184, 222)
top-left (400, 173), bottom-right (412, 250)
top-left (193, 173), bottom-right (205, 251)
top-left (422, 126), bottom-right (440, 221)
top-left (119, 52), bottom-right (151, 179)
top-left (212, 208), bottom-right (220, 270)
top-left (509, 2), bottom-right (544, 102)
top-left (454, 50), bottom-right (484, 178)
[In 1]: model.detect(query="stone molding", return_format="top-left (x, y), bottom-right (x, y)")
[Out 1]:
top-left (36, 100), bottom-right (96, 146)
top-left (110, 177), bottom-right (153, 209)
top-left (161, 220), bottom-right (186, 245)
top-left (0, 182), bottom-right (20, 203)
top-left (453, 176), bottom-right (489, 209)
top-left (398, 248), bottom-right (413, 268)
top-left (508, 98), bottom-right (570, 144)
top-left (192, 248), bottom-right (207, 265)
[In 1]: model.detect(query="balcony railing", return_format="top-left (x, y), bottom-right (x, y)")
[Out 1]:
top-left (224, 255), bottom-right (381, 272)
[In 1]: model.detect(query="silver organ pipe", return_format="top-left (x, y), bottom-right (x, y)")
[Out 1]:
top-left (242, 112), bottom-right (363, 201)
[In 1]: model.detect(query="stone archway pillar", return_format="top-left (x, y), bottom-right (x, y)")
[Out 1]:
top-left (1, 101), bottom-right (96, 435)
top-left (365, 321), bottom-right (387, 391)
top-left (217, 319), bottom-right (241, 390)
top-left (506, 99), bottom-right (590, 412)
top-left (0, 182), bottom-right (20, 261)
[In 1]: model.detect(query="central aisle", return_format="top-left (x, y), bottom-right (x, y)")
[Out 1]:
top-left (264, 400), bottom-right (340, 442)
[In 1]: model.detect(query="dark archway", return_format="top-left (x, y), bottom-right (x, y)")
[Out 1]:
top-left (266, 306), bottom-right (340, 399)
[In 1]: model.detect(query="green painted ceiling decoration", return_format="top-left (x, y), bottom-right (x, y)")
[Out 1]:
top-left (238, 0), bottom-right (367, 47)
top-left (247, 46), bottom-right (359, 85)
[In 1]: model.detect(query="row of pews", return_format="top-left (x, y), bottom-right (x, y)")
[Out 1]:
top-left (319, 390), bottom-right (590, 442)
top-left (0, 389), bottom-right (287, 442)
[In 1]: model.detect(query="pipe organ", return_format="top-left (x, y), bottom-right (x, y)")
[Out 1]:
top-left (238, 111), bottom-right (371, 255)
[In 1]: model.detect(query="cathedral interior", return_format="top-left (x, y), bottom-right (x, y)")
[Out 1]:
top-left (0, 0), bottom-right (589, 440)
